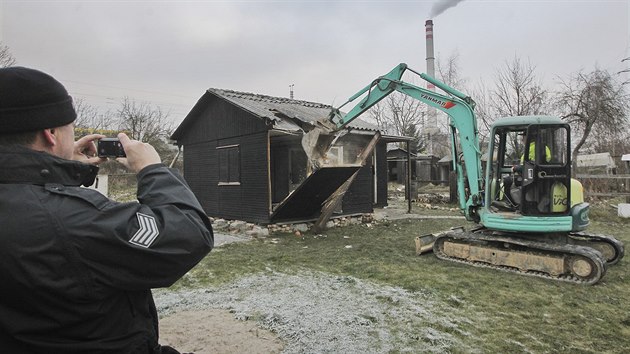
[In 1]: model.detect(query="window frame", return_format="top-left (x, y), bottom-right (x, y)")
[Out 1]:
top-left (217, 144), bottom-right (241, 186)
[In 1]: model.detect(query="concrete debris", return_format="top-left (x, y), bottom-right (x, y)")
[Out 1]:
top-left (210, 214), bottom-right (377, 239)
top-left (416, 193), bottom-right (449, 205)
top-left (212, 218), bottom-right (229, 229)
top-left (230, 220), bottom-right (248, 232)
top-left (294, 223), bottom-right (309, 232)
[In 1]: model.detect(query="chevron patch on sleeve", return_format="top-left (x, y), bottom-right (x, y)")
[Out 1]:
top-left (129, 212), bottom-right (160, 248)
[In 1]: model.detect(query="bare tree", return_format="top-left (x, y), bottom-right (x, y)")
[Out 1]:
top-left (490, 56), bottom-right (549, 117)
top-left (116, 97), bottom-right (173, 143)
top-left (488, 56), bottom-right (549, 154)
top-left (74, 98), bottom-right (114, 132)
top-left (434, 51), bottom-right (468, 157)
top-left (436, 51), bottom-right (465, 89)
top-left (555, 68), bottom-right (630, 172)
top-left (467, 80), bottom-right (494, 147)
top-left (588, 123), bottom-right (630, 160)
top-left (369, 93), bottom-right (425, 152)
top-left (116, 97), bottom-right (176, 162)
top-left (0, 42), bottom-right (16, 68)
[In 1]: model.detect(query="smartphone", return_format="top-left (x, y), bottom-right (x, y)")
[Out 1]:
top-left (98, 138), bottom-right (126, 158)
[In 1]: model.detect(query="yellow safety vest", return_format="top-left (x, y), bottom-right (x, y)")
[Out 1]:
top-left (521, 141), bottom-right (551, 163)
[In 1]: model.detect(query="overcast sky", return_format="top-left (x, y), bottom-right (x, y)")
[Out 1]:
top-left (2, 0), bottom-right (629, 125)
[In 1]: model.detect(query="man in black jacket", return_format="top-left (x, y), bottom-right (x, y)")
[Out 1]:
top-left (0, 66), bottom-right (214, 353)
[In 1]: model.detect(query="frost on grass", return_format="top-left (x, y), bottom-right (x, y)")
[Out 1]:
top-left (154, 271), bottom-right (470, 353)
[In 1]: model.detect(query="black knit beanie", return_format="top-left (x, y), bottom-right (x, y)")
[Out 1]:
top-left (0, 66), bottom-right (76, 133)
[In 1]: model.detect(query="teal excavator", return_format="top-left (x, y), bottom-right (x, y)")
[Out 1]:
top-left (305, 63), bottom-right (624, 285)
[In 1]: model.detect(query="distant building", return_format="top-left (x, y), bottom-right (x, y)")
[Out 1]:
top-left (386, 148), bottom-right (417, 184)
top-left (576, 153), bottom-right (617, 175)
top-left (386, 148), bottom-right (441, 185)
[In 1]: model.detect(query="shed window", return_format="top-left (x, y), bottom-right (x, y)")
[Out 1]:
top-left (218, 145), bottom-right (240, 185)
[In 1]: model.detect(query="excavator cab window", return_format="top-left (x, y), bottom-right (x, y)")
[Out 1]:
top-left (488, 124), bottom-right (571, 216)
top-left (487, 128), bottom-right (522, 211)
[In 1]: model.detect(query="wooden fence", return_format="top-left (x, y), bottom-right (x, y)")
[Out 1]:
top-left (577, 174), bottom-right (630, 200)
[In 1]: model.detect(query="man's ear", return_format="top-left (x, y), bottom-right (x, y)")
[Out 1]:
top-left (41, 128), bottom-right (57, 147)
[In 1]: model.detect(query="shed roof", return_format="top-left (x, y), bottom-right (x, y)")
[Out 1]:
top-left (172, 88), bottom-right (379, 140)
top-left (386, 147), bottom-right (417, 158)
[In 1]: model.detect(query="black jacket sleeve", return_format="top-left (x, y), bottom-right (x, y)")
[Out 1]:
top-left (48, 164), bottom-right (213, 292)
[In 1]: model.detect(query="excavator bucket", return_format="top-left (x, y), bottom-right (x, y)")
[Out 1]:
top-left (415, 227), bottom-right (465, 255)
top-left (415, 234), bottom-right (437, 255)
top-left (301, 116), bottom-right (344, 168)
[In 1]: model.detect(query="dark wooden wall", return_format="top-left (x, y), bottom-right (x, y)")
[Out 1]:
top-left (183, 140), bottom-right (217, 214)
top-left (178, 93), bottom-right (271, 223)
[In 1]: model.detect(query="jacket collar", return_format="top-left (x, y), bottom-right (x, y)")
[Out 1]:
top-left (0, 145), bottom-right (98, 187)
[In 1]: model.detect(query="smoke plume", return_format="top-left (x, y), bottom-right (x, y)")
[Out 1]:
top-left (429, 0), bottom-right (466, 18)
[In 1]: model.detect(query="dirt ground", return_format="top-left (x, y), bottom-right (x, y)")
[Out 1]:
top-left (158, 196), bottom-right (457, 354)
top-left (159, 309), bottom-right (284, 353)
top-left (157, 230), bottom-right (285, 353)
top-left (156, 270), bottom-right (461, 354)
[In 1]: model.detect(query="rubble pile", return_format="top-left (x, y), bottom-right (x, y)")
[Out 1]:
top-left (416, 202), bottom-right (459, 212)
top-left (210, 214), bottom-right (377, 238)
top-left (414, 193), bottom-right (458, 212)
top-left (416, 192), bottom-right (449, 204)
top-left (209, 218), bottom-right (270, 238)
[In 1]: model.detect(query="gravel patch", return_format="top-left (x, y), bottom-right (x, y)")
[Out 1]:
top-left (212, 232), bottom-right (252, 247)
top-left (154, 271), bottom-right (473, 353)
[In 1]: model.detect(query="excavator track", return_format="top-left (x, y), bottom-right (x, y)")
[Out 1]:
top-left (433, 228), bottom-right (609, 285)
top-left (568, 232), bottom-right (624, 265)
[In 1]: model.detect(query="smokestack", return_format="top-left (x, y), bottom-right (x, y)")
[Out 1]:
top-left (425, 20), bottom-right (436, 90)
top-left (425, 19), bottom-right (437, 153)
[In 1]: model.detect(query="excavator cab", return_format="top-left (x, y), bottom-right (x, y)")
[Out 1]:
top-left (488, 119), bottom-right (573, 217)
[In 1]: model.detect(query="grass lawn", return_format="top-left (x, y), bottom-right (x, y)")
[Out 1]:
top-left (174, 196), bottom-right (630, 353)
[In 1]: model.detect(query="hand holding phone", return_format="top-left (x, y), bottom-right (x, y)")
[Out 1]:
top-left (115, 133), bottom-right (161, 173)
top-left (98, 138), bottom-right (126, 158)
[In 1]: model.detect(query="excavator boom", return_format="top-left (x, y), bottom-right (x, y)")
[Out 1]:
top-left (323, 63), bottom-right (484, 221)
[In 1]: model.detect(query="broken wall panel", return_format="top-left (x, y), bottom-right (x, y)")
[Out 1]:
top-left (270, 166), bottom-right (361, 222)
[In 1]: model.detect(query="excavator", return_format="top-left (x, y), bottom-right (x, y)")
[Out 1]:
top-left (304, 63), bottom-right (624, 285)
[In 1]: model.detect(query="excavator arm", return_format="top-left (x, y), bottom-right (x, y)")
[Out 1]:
top-left (326, 63), bottom-right (484, 221)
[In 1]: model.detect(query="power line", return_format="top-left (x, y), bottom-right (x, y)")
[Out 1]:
top-left (59, 78), bottom-right (199, 100)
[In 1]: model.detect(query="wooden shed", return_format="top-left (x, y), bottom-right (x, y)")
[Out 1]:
top-left (387, 148), bottom-right (441, 184)
top-left (171, 89), bottom-right (389, 224)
